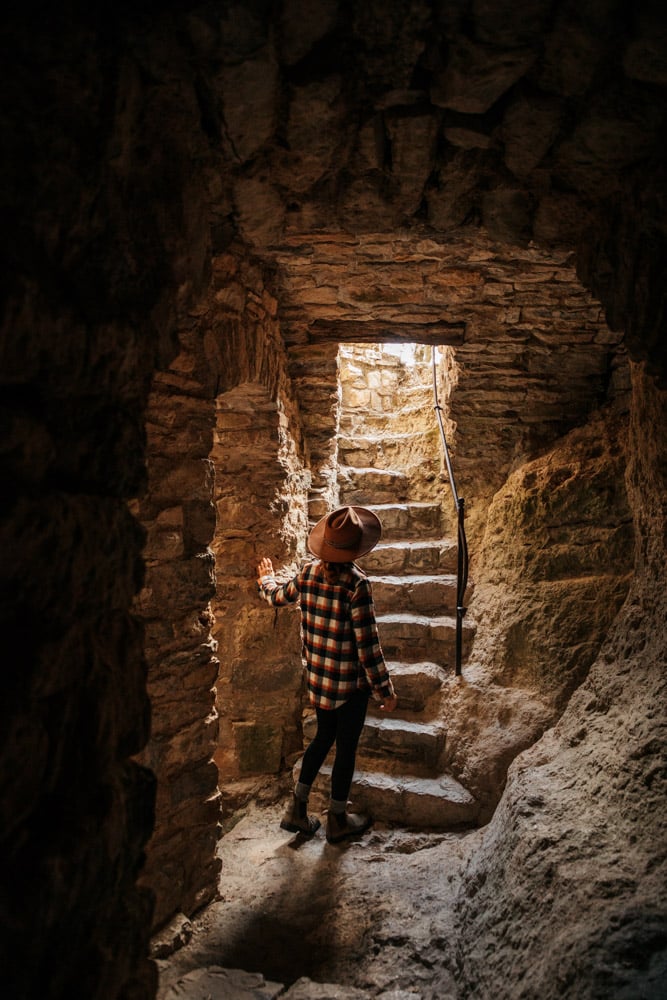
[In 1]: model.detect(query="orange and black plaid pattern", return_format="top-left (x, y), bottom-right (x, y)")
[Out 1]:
top-left (258, 560), bottom-right (394, 710)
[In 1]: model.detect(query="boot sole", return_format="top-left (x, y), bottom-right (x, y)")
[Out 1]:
top-left (326, 817), bottom-right (373, 844)
top-left (280, 818), bottom-right (321, 837)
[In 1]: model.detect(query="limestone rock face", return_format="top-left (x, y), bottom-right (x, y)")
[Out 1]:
top-left (459, 377), bottom-right (667, 998)
top-left (453, 374), bottom-right (667, 1000)
top-left (471, 406), bottom-right (634, 706)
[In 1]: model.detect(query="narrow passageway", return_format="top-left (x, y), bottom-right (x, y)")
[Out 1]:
top-left (157, 344), bottom-right (478, 998)
top-left (156, 333), bottom-right (644, 1000)
top-left (304, 343), bottom-right (479, 827)
top-left (157, 801), bottom-right (474, 999)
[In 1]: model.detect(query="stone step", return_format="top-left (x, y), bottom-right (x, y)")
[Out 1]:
top-left (303, 712), bottom-right (445, 775)
top-left (308, 765), bottom-right (479, 829)
top-left (338, 434), bottom-right (440, 477)
top-left (363, 502), bottom-right (444, 540)
top-left (377, 612), bottom-right (475, 664)
top-left (339, 400), bottom-right (437, 436)
top-left (338, 429), bottom-right (432, 450)
top-left (371, 661), bottom-right (446, 715)
top-left (359, 538), bottom-right (459, 574)
top-left (370, 573), bottom-right (459, 615)
top-left (338, 466), bottom-right (410, 504)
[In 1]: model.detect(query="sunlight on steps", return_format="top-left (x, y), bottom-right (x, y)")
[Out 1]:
top-left (299, 343), bottom-right (479, 831)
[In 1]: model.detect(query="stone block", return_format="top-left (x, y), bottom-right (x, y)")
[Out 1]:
top-left (233, 721), bottom-right (283, 774)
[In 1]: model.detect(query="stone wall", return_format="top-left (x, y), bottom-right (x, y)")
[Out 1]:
top-left (287, 342), bottom-right (342, 517)
top-left (453, 363), bottom-right (667, 998)
top-left (275, 233), bottom-right (628, 543)
top-left (471, 404), bottom-right (634, 706)
top-left (434, 400), bottom-right (636, 821)
top-left (209, 257), bottom-right (311, 794)
top-left (133, 246), bottom-right (315, 925)
top-left (130, 315), bottom-right (221, 931)
top-left (0, 6), bottom-right (215, 996)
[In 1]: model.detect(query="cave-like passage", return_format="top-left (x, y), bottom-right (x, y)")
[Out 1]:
top-left (209, 337), bottom-right (476, 825)
top-left (139, 234), bottom-right (635, 998)
top-left (157, 339), bottom-right (479, 997)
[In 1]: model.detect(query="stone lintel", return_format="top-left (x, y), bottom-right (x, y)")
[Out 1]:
top-left (288, 319), bottom-right (467, 346)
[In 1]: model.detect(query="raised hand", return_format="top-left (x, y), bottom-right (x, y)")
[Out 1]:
top-left (256, 557), bottom-right (274, 582)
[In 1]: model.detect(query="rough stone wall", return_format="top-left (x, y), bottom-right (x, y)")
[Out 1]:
top-left (453, 364), bottom-right (667, 998)
top-left (207, 254), bottom-right (311, 794)
top-left (213, 382), bottom-right (307, 789)
top-left (276, 233), bottom-right (628, 543)
top-left (130, 321), bottom-right (221, 930)
top-left (435, 401), bottom-right (636, 822)
top-left (471, 405), bottom-right (634, 708)
top-left (223, 0), bottom-right (667, 260)
top-left (133, 244), bottom-right (314, 927)
top-left (287, 342), bottom-right (342, 518)
top-left (0, 6), bottom-right (214, 996)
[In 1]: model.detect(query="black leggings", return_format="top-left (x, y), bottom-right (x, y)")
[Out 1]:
top-left (298, 689), bottom-right (370, 802)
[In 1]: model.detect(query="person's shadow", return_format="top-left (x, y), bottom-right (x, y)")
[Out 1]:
top-left (206, 827), bottom-right (374, 986)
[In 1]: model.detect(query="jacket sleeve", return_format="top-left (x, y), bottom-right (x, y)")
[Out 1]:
top-left (350, 576), bottom-right (395, 700)
top-left (257, 572), bottom-right (299, 606)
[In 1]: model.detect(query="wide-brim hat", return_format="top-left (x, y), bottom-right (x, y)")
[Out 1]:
top-left (308, 505), bottom-right (382, 562)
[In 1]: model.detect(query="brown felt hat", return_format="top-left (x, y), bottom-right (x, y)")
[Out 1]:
top-left (308, 505), bottom-right (382, 562)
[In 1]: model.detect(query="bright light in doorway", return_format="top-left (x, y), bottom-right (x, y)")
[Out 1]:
top-left (382, 342), bottom-right (418, 365)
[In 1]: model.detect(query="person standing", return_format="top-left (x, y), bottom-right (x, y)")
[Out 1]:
top-left (256, 505), bottom-right (397, 844)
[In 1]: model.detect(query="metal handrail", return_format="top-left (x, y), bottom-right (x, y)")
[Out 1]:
top-left (431, 349), bottom-right (468, 676)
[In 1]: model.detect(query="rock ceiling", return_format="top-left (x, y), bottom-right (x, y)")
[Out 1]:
top-left (196, 0), bottom-right (664, 371)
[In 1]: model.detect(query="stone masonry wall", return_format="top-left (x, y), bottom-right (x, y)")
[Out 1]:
top-left (276, 233), bottom-right (628, 545)
top-left (130, 333), bottom-right (221, 931)
top-left (287, 342), bottom-right (342, 519)
top-left (133, 246), bottom-right (312, 929)
top-left (207, 253), bottom-right (311, 806)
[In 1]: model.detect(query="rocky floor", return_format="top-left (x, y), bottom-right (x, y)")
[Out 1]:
top-left (156, 798), bottom-right (478, 999)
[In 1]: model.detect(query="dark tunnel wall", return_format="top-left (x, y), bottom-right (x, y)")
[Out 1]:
top-left (1, 5), bottom-right (215, 998)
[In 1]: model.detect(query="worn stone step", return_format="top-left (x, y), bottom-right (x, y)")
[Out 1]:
top-left (339, 398), bottom-right (436, 437)
top-left (363, 502), bottom-right (444, 540)
top-left (372, 661), bottom-right (445, 715)
top-left (338, 434), bottom-right (440, 477)
top-left (338, 466), bottom-right (409, 504)
top-left (370, 573), bottom-right (460, 615)
top-left (359, 538), bottom-right (459, 574)
top-left (377, 612), bottom-right (475, 664)
top-left (338, 429), bottom-right (432, 449)
top-left (303, 712), bottom-right (445, 775)
top-left (307, 765), bottom-right (479, 829)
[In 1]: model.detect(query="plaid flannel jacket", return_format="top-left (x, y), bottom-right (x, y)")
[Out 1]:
top-left (258, 560), bottom-right (394, 710)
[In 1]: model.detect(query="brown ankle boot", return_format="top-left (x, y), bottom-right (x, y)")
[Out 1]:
top-left (326, 809), bottom-right (373, 844)
top-left (280, 793), bottom-right (321, 837)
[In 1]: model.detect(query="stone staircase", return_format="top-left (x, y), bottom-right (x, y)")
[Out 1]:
top-left (301, 379), bottom-right (480, 829)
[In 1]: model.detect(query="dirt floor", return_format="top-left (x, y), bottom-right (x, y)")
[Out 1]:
top-left (156, 798), bottom-right (478, 999)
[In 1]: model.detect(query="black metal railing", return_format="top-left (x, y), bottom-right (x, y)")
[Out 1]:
top-left (431, 349), bottom-right (468, 676)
